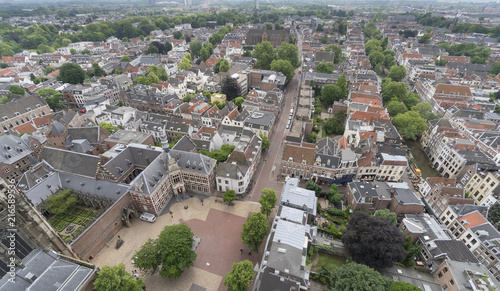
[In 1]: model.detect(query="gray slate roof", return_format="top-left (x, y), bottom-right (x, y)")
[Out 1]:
top-left (0, 134), bottom-right (32, 165)
top-left (0, 248), bottom-right (96, 291)
top-left (38, 147), bottom-right (100, 178)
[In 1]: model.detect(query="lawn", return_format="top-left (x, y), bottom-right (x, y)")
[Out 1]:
top-left (312, 252), bottom-right (347, 272)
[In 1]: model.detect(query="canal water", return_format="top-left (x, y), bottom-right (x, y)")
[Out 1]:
top-left (405, 139), bottom-right (440, 179)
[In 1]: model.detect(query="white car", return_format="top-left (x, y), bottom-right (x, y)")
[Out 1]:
top-left (140, 212), bottom-right (156, 223)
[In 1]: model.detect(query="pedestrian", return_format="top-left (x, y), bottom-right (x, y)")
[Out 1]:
top-left (240, 249), bottom-right (243, 254)
top-left (248, 251), bottom-right (252, 256)
top-left (118, 236), bottom-right (121, 239)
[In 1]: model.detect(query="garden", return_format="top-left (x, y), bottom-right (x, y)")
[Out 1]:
top-left (48, 206), bottom-right (97, 243)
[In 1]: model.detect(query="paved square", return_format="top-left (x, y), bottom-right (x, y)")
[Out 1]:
top-left (91, 197), bottom-right (264, 291)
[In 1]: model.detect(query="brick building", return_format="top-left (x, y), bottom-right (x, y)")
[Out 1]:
top-left (245, 29), bottom-right (290, 48)
top-left (0, 95), bottom-right (51, 134)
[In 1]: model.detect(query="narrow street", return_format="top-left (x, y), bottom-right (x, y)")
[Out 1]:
top-left (246, 69), bottom-right (301, 202)
top-left (245, 27), bottom-right (304, 203)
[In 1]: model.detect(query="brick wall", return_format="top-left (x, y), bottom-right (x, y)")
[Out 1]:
top-left (71, 194), bottom-right (133, 261)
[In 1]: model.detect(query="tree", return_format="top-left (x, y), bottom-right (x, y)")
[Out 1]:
top-left (0, 62), bottom-right (8, 68)
top-left (214, 58), bottom-right (230, 73)
top-left (234, 97), bottom-right (245, 110)
top-left (59, 63), bottom-right (87, 84)
top-left (435, 59), bottom-right (448, 66)
top-left (173, 31), bottom-right (182, 39)
top-left (392, 111), bottom-right (427, 140)
top-left (93, 263), bottom-right (145, 291)
top-left (43, 66), bottom-right (56, 74)
top-left (369, 51), bottom-right (384, 68)
top-left (382, 80), bottom-right (408, 103)
top-left (223, 190), bottom-right (236, 203)
top-left (402, 92), bottom-right (420, 109)
top-left (200, 47), bottom-right (211, 62)
top-left (259, 188), bottom-right (277, 217)
top-left (133, 224), bottom-right (196, 278)
top-left (323, 116), bottom-right (344, 135)
top-left (241, 212), bottom-right (269, 252)
top-left (342, 212), bottom-right (406, 269)
top-left (401, 235), bottom-right (421, 267)
top-left (316, 63), bottom-right (333, 74)
top-left (121, 55), bottom-right (131, 62)
top-left (221, 76), bottom-right (240, 101)
top-left (189, 40), bottom-right (202, 58)
top-left (270, 59), bottom-right (294, 82)
top-left (387, 281), bottom-right (421, 291)
top-left (419, 33), bottom-right (431, 44)
top-left (259, 134), bottom-right (270, 150)
top-left (169, 134), bottom-right (183, 148)
top-left (91, 62), bottom-right (105, 77)
top-left (374, 209), bottom-right (397, 225)
top-left (327, 184), bottom-right (342, 203)
top-left (224, 260), bottom-right (254, 291)
top-left (145, 44), bottom-right (159, 55)
top-left (179, 53), bottom-right (192, 70)
top-left (37, 88), bottom-right (65, 110)
top-left (253, 41), bottom-right (276, 70)
top-left (320, 84), bottom-right (342, 107)
top-left (149, 41), bottom-right (168, 54)
top-left (386, 99), bottom-right (407, 117)
top-left (336, 74), bottom-right (348, 99)
top-left (277, 42), bottom-right (300, 68)
top-left (488, 203), bottom-right (500, 225)
top-left (99, 122), bottom-right (118, 133)
top-left (364, 39), bottom-right (382, 55)
top-left (165, 41), bottom-right (173, 53)
top-left (81, 49), bottom-right (91, 55)
top-left (305, 180), bottom-right (322, 196)
top-left (316, 24), bottom-right (324, 31)
top-left (412, 102), bottom-right (441, 120)
top-left (388, 65), bottom-right (407, 82)
top-left (44, 189), bottom-right (78, 215)
top-left (324, 262), bottom-right (391, 291)
top-left (8, 85), bottom-right (25, 96)
top-left (147, 65), bottom-right (168, 81)
top-left (491, 61), bottom-right (500, 76)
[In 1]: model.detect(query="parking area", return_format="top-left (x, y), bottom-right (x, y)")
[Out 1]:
top-left (91, 196), bottom-right (262, 291)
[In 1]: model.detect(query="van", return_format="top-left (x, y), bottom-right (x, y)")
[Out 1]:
top-left (140, 212), bottom-right (156, 223)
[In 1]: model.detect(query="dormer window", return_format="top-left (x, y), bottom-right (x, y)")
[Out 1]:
top-left (14, 112), bottom-right (20, 116)
top-left (26, 108), bottom-right (31, 112)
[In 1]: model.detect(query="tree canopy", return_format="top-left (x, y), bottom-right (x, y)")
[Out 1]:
top-left (270, 59), bottom-right (295, 82)
top-left (305, 180), bottom-right (322, 196)
top-left (133, 223), bottom-right (197, 278)
top-left (99, 122), bottom-right (118, 133)
top-left (323, 262), bottom-right (391, 291)
top-left (147, 65), bottom-right (168, 81)
top-left (223, 190), bottom-right (236, 203)
top-left (259, 188), bottom-right (277, 217)
top-left (241, 212), bottom-right (269, 252)
top-left (121, 55), bottom-right (131, 62)
top-left (253, 41), bottom-right (276, 70)
top-left (392, 111), bottom-right (427, 140)
top-left (214, 58), bottom-right (230, 73)
top-left (374, 209), bottom-right (397, 225)
top-left (37, 88), bottom-right (65, 110)
top-left (224, 260), bottom-right (255, 291)
top-left (221, 76), bottom-right (240, 101)
top-left (59, 63), bottom-right (87, 84)
top-left (320, 84), bottom-right (343, 107)
top-left (189, 40), bottom-right (202, 58)
top-left (342, 211), bottom-right (406, 269)
top-left (316, 63), bottom-right (334, 74)
top-left (259, 134), bottom-right (270, 150)
top-left (488, 202), bottom-right (500, 225)
top-left (178, 53), bottom-right (193, 70)
top-left (387, 281), bottom-right (421, 291)
top-left (93, 263), bottom-right (145, 291)
top-left (44, 189), bottom-right (78, 215)
top-left (277, 42), bottom-right (300, 68)
top-left (387, 65), bottom-right (406, 82)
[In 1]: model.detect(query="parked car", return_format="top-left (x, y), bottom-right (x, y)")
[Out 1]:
top-left (140, 212), bottom-right (156, 223)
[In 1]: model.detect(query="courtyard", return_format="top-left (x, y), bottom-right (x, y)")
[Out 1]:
top-left (91, 196), bottom-right (264, 291)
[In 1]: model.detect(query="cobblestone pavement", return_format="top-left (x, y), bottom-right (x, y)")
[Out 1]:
top-left (92, 196), bottom-right (262, 291)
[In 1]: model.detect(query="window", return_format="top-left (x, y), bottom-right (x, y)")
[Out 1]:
top-left (449, 280), bottom-right (454, 285)
top-left (4, 168), bottom-right (10, 173)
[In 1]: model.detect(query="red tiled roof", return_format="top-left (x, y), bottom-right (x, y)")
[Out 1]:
top-left (282, 142), bottom-right (316, 165)
top-left (458, 211), bottom-right (488, 229)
